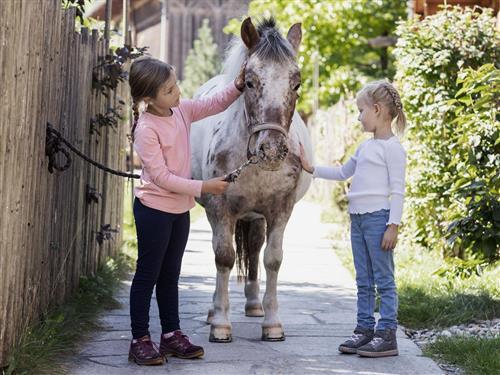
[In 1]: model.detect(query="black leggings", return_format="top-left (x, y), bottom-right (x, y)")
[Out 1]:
top-left (130, 198), bottom-right (190, 339)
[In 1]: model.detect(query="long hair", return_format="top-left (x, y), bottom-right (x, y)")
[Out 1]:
top-left (128, 57), bottom-right (173, 140)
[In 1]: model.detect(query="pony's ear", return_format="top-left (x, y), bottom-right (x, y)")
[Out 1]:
top-left (241, 17), bottom-right (259, 50)
top-left (286, 23), bottom-right (302, 55)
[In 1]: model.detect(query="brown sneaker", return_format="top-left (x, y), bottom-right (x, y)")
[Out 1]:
top-left (128, 335), bottom-right (165, 365)
top-left (160, 330), bottom-right (204, 359)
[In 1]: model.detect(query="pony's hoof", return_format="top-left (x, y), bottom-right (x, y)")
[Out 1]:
top-left (206, 309), bottom-right (214, 324)
top-left (209, 325), bottom-right (232, 343)
top-left (245, 302), bottom-right (264, 317)
top-left (262, 324), bottom-right (285, 341)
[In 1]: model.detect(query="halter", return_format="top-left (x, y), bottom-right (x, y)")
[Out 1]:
top-left (223, 102), bottom-right (289, 183)
top-left (243, 102), bottom-right (288, 159)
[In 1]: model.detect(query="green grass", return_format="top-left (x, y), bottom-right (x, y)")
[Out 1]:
top-left (2, 255), bottom-right (132, 375)
top-left (424, 336), bottom-right (500, 375)
top-left (331, 228), bottom-right (500, 329)
top-left (121, 181), bottom-right (138, 262)
top-left (395, 238), bottom-right (499, 329)
top-left (328, 216), bottom-right (499, 374)
top-left (2, 185), bottom-right (139, 375)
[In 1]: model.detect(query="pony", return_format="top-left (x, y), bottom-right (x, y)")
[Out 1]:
top-left (190, 17), bottom-right (313, 342)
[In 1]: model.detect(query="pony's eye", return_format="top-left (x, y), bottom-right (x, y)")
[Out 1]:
top-left (293, 83), bottom-right (301, 91)
top-left (246, 81), bottom-right (254, 89)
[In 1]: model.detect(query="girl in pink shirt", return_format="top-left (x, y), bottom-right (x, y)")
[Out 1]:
top-left (127, 57), bottom-right (245, 366)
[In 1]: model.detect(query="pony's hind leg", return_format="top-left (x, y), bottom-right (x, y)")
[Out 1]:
top-left (241, 218), bottom-right (266, 317)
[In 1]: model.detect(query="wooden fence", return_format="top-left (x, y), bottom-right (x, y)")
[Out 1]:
top-left (0, 0), bottom-right (129, 365)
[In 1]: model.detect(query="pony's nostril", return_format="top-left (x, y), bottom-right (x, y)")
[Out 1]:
top-left (279, 145), bottom-right (289, 160)
top-left (258, 144), bottom-right (266, 159)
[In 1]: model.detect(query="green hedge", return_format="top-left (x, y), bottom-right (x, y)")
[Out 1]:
top-left (394, 6), bottom-right (499, 261)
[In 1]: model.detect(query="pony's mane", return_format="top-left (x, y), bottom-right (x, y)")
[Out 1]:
top-left (222, 38), bottom-right (247, 84)
top-left (222, 17), bottom-right (294, 84)
top-left (254, 17), bottom-right (294, 64)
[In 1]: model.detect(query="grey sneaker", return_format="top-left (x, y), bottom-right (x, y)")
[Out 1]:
top-left (338, 327), bottom-right (374, 354)
top-left (357, 328), bottom-right (399, 357)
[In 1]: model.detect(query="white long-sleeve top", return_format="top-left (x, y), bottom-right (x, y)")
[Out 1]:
top-left (313, 136), bottom-right (407, 225)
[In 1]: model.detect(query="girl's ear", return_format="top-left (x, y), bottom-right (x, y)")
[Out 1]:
top-left (373, 103), bottom-right (381, 115)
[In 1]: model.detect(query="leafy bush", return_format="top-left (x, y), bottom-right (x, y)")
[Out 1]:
top-left (444, 64), bottom-right (499, 261)
top-left (394, 6), bottom-right (499, 261)
top-left (225, 0), bottom-right (408, 113)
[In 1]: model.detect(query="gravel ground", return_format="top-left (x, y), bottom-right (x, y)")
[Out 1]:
top-left (404, 318), bottom-right (499, 374)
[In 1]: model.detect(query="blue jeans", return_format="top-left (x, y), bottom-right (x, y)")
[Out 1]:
top-left (350, 209), bottom-right (398, 331)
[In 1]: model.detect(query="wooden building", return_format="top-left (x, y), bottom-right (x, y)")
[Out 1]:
top-left (412, 0), bottom-right (499, 16)
top-left (89, 0), bottom-right (249, 79)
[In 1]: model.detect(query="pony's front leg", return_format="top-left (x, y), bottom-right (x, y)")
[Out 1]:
top-left (207, 214), bottom-right (236, 343)
top-left (261, 218), bottom-right (288, 341)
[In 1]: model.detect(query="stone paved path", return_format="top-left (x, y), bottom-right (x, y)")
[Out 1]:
top-left (71, 201), bottom-right (442, 374)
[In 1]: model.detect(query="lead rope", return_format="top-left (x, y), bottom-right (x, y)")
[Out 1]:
top-left (45, 122), bottom-right (140, 179)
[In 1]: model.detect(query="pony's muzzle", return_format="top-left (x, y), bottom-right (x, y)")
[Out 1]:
top-left (257, 137), bottom-right (289, 170)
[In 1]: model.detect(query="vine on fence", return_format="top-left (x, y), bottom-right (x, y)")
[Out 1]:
top-left (96, 224), bottom-right (119, 245)
top-left (61, 0), bottom-right (86, 24)
top-left (90, 106), bottom-right (124, 136)
top-left (91, 46), bottom-right (147, 135)
top-left (93, 46), bottom-right (148, 96)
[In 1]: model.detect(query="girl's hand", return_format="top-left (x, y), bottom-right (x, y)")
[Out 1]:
top-left (382, 224), bottom-right (398, 250)
top-left (299, 143), bottom-right (314, 174)
top-left (201, 177), bottom-right (230, 195)
top-left (234, 62), bottom-right (246, 92)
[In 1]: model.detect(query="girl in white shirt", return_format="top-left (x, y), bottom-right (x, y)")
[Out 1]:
top-left (300, 81), bottom-right (407, 358)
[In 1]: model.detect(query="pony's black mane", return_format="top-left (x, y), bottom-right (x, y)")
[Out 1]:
top-left (253, 17), bottom-right (294, 64)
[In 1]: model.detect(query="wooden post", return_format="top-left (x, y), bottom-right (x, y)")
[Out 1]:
top-left (160, 0), bottom-right (169, 62)
top-left (123, 0), bottom-right (135, 209)
top-left (312, 52), bottom-right (319, 122)
top-left (104, 0), bottom-right (112, 44)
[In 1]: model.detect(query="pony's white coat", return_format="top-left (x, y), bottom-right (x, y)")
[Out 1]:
top-left (190, 28), bottom-right (313, 342)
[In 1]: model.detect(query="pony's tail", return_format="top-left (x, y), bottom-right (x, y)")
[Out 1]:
top-left (235, 219), bottom-right (250, 283)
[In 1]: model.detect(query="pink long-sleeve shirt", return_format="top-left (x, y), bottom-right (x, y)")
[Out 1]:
top-left (133, 82), bottom-right (241, 213)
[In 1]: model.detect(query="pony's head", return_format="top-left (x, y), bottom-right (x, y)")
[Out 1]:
top-left (240, 17), bottom-right (302, 171)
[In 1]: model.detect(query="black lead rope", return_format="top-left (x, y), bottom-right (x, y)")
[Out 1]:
top-left (45, 122), bottom-right (140, 179)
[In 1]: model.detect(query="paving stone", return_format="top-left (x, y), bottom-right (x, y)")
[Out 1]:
top-left (71, 202), bottom-right (442, 375)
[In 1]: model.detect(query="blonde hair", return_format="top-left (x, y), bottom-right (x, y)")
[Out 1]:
top-left (358, 80), bottom-right (407, 135)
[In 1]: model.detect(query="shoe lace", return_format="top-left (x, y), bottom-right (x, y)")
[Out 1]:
top-left (370, 336), bottom-right (384, 347)
top-left (173, 331), bottom-right (193, 349)
top-left (350, 332), bottom-right (364, 341)
top-left (137, 338), bottom-right (160, 357)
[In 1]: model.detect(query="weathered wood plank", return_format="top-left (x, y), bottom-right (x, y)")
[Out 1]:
top-left (0, 0), bottom-right (128, 365)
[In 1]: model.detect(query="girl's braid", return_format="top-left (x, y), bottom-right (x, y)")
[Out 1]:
top-left (383, 83), bottom-right (403, 111)
top-left (129, 100), bottom-right (140, 142)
